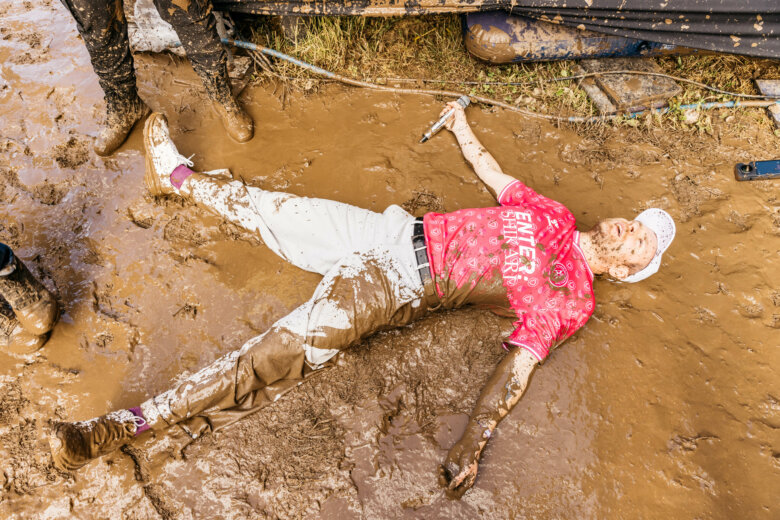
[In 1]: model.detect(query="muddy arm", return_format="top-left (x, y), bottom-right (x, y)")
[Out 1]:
top-left (439, 347), bottom-right (538, 497)
top-left (440, 101), bottom-right (517, 199)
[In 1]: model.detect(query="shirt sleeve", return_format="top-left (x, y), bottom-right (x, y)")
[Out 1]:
top-left (497, 179), bottom-right (572, 220)
top-left (503, 313), bottom-right (570, 363)
top-left (497, 180), bottom-right (536, 206)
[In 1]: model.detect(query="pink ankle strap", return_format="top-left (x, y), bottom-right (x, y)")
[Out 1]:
top-left (170, 164), bottom-right (195, 190)
top-left (128, 406), bottom-right (150, 434)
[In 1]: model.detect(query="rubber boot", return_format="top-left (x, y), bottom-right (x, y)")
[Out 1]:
top-left (0, 254), bottom-right (59, 336)
top-left (94, 87), bottom-right (151, 157)
top-left (51, 410), bottom-right (144, 471)
top-left (0, 299), bottom-right (47, 354)
top-left (203, 67), bottom-right (253, 143)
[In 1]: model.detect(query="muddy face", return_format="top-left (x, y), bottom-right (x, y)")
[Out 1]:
top-left (1, 0), bottom-right (779, 519)
top-left (589, 217), bottom-right (657, 277)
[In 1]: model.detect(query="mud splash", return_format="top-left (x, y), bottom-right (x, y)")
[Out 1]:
top-left (1, 0), bottom-right (779, 518)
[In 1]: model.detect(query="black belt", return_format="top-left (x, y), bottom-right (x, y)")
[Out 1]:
top-left (412, 218), bottom-right (432, 283)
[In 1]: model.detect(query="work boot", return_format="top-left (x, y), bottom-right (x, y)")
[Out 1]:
top-left (50, 410), bottom-right (145, 471)
top-left (213, 98), bottom-right (253, 143)
top-left (0, 299), bottom-right (47, 354)
top-left (94, 91), bottom-right (151, 157)
top-left (0, 254), bottom-right (58, 336)
top-left (201, 68), bottom-right (253, 143)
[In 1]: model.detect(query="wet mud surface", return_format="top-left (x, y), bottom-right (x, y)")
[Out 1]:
top-left (1, 0), bottom-right (779, 518)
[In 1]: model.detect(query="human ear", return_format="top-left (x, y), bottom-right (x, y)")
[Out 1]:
top-left (609, 265), bottom-right (629, 280)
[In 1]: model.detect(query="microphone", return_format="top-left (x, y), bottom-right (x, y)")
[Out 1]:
top-left (420, 95), bottom-right (471, 143)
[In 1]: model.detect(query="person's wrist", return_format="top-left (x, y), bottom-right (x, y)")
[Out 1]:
top-left (452, 121), bottom-right (469, 134)
top-left (460, 418), bottom-right (491, 449)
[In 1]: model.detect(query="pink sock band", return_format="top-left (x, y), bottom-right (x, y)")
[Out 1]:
top-left (128, 406), bottom-right (151, 435)
top-left (170, 164), bottom-right (194, 190)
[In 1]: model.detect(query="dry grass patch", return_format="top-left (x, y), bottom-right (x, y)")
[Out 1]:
top-left (238, 14), bottom-right (780, 131)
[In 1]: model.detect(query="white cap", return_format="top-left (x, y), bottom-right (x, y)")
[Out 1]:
top-left (622, 208), bottom-right (676, 283)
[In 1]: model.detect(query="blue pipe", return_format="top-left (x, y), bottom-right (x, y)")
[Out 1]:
top-left (223, 38), bottom-right (337, 79)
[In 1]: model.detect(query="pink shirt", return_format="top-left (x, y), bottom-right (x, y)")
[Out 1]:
top-left (423, 180), bottom-right (594, 362)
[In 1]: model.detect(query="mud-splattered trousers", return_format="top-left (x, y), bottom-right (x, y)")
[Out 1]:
top-left (140, 182), bottom-right (440, 437)
top-left (60, 0), bottom-right (229, 103)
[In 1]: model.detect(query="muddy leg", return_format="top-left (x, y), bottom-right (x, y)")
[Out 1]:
top-left (50, 245), bottom-right (427, 469)
top-left (153, 0), bottom-right (253, 142)
top-left (181, 173), bottom-right (415, 275)
top-left (60, 0), bottom-right (149, 155)
top-left (143, 112), bottom-right (412, 273)
top-left (141, 246), bottom-right (426, 437)
top-left (60, 0), bottom-right (135, 98)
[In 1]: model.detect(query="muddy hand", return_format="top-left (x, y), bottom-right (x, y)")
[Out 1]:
top-left (438, 440), bottom-right (481, 498)
top-left (439, 101), bottom-right (468, 133)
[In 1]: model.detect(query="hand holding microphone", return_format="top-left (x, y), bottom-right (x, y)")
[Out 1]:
top-left (420, 95), bottom-right (471, 143)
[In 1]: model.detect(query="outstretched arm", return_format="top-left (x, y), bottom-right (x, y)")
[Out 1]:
top-left (439, 347), bottom-right (538, 497)
top-left (440, 101), bottom-right (518, 199)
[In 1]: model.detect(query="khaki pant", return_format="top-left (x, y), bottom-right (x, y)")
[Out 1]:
top-left (141, 180), bottom-right (439, 437)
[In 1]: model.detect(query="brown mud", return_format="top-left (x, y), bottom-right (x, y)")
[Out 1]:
top-left (1, 0), bottom-right (779, 518)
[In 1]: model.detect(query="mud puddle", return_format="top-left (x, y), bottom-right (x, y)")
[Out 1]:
top-left (1, 0), bottom-right (779, 518)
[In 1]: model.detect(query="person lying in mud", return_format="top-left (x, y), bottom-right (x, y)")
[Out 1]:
top-left (61, 0), bottom-right (253, 156)
top-left (0, 243), bottom-right (59, 352)
top-left (50, 101), bottom-right (675, 497)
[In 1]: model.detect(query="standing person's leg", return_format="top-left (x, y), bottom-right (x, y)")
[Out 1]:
top-left (143, 112), bottom-right (413, 274)
top-left (60, 0), bottom-right (150, 155)
top-left (152, 0), bottom-right (253, 142)
top-left (51, 243), bottom-right (434, 470)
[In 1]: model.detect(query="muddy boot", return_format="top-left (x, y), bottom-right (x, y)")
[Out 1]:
top-left (0, 299), bottom-right (46, 354)
top-left (204, 70), bottom-right (253, 143)
top-left (50, 410), bottom-right (146, 471)
top-left (95, 90), bottom-right (151, 157)
top-left (213, 96), bottom-right (253, 143)
top-left (0, 253), bottom-right (58, 336)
